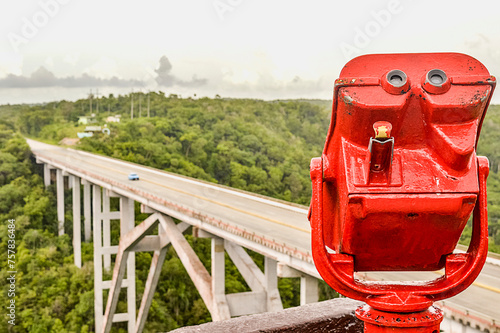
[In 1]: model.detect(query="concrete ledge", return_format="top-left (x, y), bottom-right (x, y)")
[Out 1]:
top-left (170, 298), bottom-right (364, 333)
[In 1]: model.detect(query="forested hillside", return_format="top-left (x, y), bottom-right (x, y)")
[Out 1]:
top-left (14, 93), bottom-right (500, 251)
top-left (17, 93), bottom-right (330, 205)
top-left (0, 123), bottom-right (95, 332)
top-left (477, 113), bottom-right (500, 253)
top-left (0, 127), bottom-right (336, 333)
top-left (2, 94), bottom-right (500, 331)
top-left (1, 97), bottom-right (338, 332)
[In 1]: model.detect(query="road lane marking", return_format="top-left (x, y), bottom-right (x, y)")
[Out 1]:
top-left (34, 146), bottom-right (500, 294)
top-left (434, 270), bottom-right (500, 294)
top-left (46, 149), bottom-right (311, 234)
top-left (67, 146), bottom-right (310, 214)
top-left (145, 177), bottom-right (311, 233)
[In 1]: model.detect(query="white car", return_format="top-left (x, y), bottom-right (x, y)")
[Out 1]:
top-left (128, 172), bottom-right (139, 181)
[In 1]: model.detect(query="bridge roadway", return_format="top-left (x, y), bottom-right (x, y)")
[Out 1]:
top-left (27, 139), bottom-right (500, 328)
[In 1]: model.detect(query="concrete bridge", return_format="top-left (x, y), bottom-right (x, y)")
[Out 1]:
top-left (27, 139), bottom-right (500, 333)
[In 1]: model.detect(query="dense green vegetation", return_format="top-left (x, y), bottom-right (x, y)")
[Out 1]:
top-left (1, 98), bottom-right (338, 332)
top-left (477, 119), bottom-right (500, 252)
top-left (15, 93), bottom-right (500, 251)
top-left (0, 124), bottom-right (96, 333)
top-left (0, 132), bottom-right (335, 333)
top-left (2, 94), bottom-right (500, 331)
top-left (18, 93), bottom-right (330, 205)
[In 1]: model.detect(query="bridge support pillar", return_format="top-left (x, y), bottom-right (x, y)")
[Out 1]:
top-left (120, 196), bottom-right (136, 333)
top-left (195, 235), bottom-right (284, 317)
top-left (211, 237), bottom-right (231, 320)
top-left (56, 168), bottom-right (65, 236)
top-left (277, 263), bottom-right (318, 305)
top-left (71, 175), bottom-right (82, 268)
top-left (93, 185), bottom-right (104, 332)
top-left (82, 179), bottom-right (92, 242)
top-left (265, 258), bottom-right (283, 312)
top-left (300, 275), bottom-right (318, 305)
top-left (102, 190), bottom-right (112, 271)
top-left (94, 189), bottom-right (137, 333)
top-left (43, 164), bottom-right (52, 187)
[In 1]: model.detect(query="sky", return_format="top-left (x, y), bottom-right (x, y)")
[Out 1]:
top-left (0, 0), bottom-right (499, 105)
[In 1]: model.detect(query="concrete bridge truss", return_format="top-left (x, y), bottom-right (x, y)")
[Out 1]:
top-left (31, 139), bottom-right (500, 333)
top-left (40, 162), bottom-right (319, 333)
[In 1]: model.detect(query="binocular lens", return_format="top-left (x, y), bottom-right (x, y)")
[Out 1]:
top-left (390, 75), bottom-right (403, 85)
top-left (426, 69), bottom-right (447, 86)
top-left (386, 70), bottom-right (407, 87)
top-left (430, 75), bottom-right (443, 84)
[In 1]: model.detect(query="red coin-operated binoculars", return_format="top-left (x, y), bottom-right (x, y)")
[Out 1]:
top-left (309, 53), bottom-right (496, 332)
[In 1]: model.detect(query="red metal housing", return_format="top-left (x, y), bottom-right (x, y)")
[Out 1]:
top-left (309, 53), bottom-right (496, 314)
